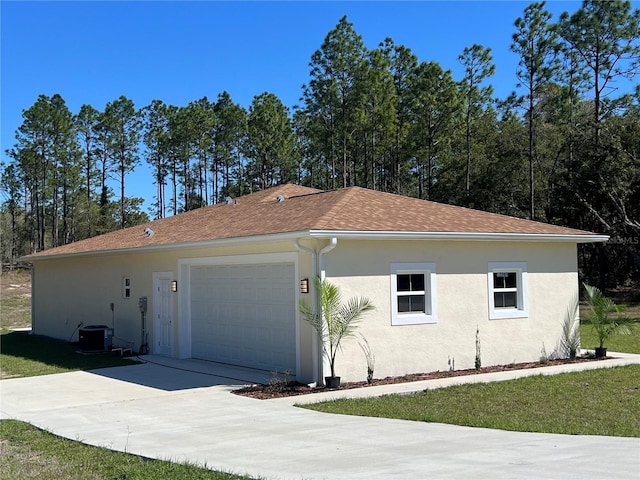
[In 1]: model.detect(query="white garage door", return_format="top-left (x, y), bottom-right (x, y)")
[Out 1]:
top-left (190, 262), bottom-right (296, 373)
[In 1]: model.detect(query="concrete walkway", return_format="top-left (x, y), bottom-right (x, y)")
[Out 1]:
top-left (1, 354), bottom-right (639, 480)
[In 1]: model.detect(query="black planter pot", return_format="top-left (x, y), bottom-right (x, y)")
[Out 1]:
top-left (325, 376), bottom-right (341, 389)
top-left (595, 347), bottom-right (607, 358)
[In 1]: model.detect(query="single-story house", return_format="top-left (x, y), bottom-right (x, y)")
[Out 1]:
top-left (22, 184), bottom-right (608, 384)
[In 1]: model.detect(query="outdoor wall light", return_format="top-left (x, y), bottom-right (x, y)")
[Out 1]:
top-left (300, 278), bottom-right (309, 294)
top-left (171, 280), bottom-right (178, 292)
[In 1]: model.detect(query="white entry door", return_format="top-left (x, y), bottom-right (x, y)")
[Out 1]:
top-left (153, 272), bottom-right (173, 356)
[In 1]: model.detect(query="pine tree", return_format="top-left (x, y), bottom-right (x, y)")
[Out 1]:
top-left (511, 1), bottom-right (561, 220)
top-left (244, 92), bottom-right (295, 190)
top-left (458, 44), bottom-right (496, 198)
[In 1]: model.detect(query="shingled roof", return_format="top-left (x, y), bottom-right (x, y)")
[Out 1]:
top-left (22, 184), bottom-right (606, 260)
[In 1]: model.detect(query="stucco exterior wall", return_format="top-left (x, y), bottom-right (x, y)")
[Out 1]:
top-left (31, 254), bottom-right (167, 347)
top-left (30, 237), bottom-right (579, 385)
top-left (323, 239), bottom-right (579, 383)
top-left (30, 241), bottom-right (309, 353)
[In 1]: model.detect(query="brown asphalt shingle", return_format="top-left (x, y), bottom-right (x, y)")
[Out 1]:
top-left (23, 184), bottom-right (600, 259)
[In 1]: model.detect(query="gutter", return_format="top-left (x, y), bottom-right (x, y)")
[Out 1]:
top-left (21, 230), bottom-right (312, 262)
top-left (309, 230), bottom-right (609, 244)
top-left (20, 229), bottom-right (608, 263)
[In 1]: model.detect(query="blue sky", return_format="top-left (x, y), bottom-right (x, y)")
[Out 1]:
top-left (0, 0), bottom-right (625, 212)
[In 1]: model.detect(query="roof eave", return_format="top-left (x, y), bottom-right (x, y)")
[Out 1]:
top-left (20, 229), bottom-right (609, 262)
top-left (20, 230), bottom-right (311, 262)
top-left (308, 230), bottom-right (609, 243)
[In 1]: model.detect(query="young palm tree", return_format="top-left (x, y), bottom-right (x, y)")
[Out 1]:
top-left (299, 278), bottom-right (374, 383)
top-left (583, 283), bottom-right (630, 355)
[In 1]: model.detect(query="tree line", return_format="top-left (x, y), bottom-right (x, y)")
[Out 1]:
top-left (2, 1), bottom-right (639, 289)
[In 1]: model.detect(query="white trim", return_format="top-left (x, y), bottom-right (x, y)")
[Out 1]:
top-left (488, 262), bottom-right (528, 320)
top-left (310, 230), bottom-right (609, 243)
top-left (177, 252), bottom-right (300, 377)
top-left (293, 239), bottom-right (320, 384)
top-left (22, 229), bottom-right (608, 262)
top-left (22, 231), bottom-right (310, 261)
top-left (390, 262), bottom-right (437, 325)
top-left (179, 252), bottom-right (298, 268)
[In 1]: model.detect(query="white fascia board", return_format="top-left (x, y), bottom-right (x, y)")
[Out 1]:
top-left (308, 230), bottom-right (610, 244)
top-left (22, 231), bottom-right (310, 262)
top-left (21, 228), bottom-right (610, 263)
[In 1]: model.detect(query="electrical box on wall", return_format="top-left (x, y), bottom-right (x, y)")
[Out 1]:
top-left (138, 296), bottom-right (147, 313)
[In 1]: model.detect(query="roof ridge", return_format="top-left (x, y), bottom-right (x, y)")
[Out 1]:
top-left (314, 187), bottom-right (361, 227)
top-left (359, 187), bottom-right (575, 231)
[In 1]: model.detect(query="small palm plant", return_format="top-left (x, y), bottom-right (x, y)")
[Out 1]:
top-left (582, 283), bottom-right (630, 356)
top-left (299, 278), bottom-right (374, 386)
top-left (559, 312), bottom-right (581, 360)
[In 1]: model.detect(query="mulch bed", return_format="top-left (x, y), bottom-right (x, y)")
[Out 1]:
top-left (234, 355), bottom-right (609, 400)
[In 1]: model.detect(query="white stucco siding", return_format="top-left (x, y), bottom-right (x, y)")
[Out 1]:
top-left (322, 239), bottom-right (579, 383)
top-left (31, 252), bottom-right (176, 351)
top-left (29, 235), bottom-right (580, 386)
top-left (29, 240), bottom-right (308, 362)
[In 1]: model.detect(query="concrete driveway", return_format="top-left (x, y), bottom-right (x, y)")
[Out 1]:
top-left (1, 355), bottom-right (639, 480)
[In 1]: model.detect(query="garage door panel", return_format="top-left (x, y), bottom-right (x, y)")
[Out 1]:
top-left (190, 262), bottom-right (296, 372)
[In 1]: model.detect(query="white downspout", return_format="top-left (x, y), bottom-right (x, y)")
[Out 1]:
top-left (318, 238), bottom-right (337, 281)
top-left (294, 237), bottom-right (338, 385)
top-left (318, 238), bottom-right (338, 383)
top-left (294, 239), bottom-right (319, 384)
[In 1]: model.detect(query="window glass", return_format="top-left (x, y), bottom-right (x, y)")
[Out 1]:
top-left (397, 295), bottom-right (411, 312)
top-left (409, 294), bottom-right (425, 313)
top-left (488, 262), bottom-right (528, 320)
top-left (410, 273), bottom-right (425, 291)
top-left (494, 291), bottom-right (517, 308)
top-left (397, 274), bottom-right (411, 292)
top-left (397, 273), bottom-right (425, 292)
top-left (391, 263), bottom-right (437, 325)
top-left (397, 294), bottom-right (426, 313)
top-left (494, 272), bottom-right (516, 289)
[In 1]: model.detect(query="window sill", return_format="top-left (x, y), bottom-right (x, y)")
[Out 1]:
top-left (392, 314), bottom-right (437, 326)
top-left (489, 309), bottom-right (529, 320)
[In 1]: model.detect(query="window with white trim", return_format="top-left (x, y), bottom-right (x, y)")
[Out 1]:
top-left (391, 263), bottom-right (437, 325)
top-left (122, 277), bottom-right (131, 299)
top-left (488, 262), bottom-right (528, 319)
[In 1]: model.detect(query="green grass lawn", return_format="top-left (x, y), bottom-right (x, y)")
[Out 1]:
top-left (303, 365), bottom-right (640, 437)
top-left (580, 321), bottom-right (640, 354)
top-left (0, 330), bottom-right (138, 378)
top-left (0, 420), bottom-right (254, 480)
top-left (303, 321), bottom-right (640, 438)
